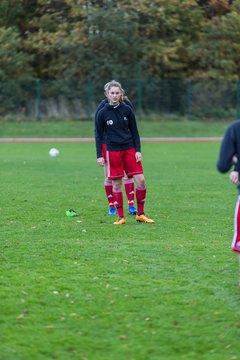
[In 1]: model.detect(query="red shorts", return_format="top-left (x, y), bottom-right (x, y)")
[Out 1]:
top-left (106, 148), bottom-right (143, 179)
top-left (101, 144), bottom-right (107, 160)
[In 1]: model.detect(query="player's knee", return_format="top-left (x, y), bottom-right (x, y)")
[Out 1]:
top-left (135, 175), bottom-right (145, 189)
top-left (112, 179), bottom-right (122, 192)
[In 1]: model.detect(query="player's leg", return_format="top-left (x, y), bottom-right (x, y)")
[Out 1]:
top-left (133, 173), bottom-right (146, 214)
top-left (102, 144), bottom-right (116, 215)
top-left (107, 150), bottom-right (126, 224)
top-left (124, 148), bottom-right (154, 223)
top-left (232, 195), bottom-right (240, 254)
top-left (123, 173), bottom-right (137, 215)
top-left (133, 174), bottom-right (154, 223)
top-left (112, 178), bottom-right (126, 224)
top-left (104, 165), bottom-right (116, 215)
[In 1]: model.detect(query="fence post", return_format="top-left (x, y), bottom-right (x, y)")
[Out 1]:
top-left (87, 79), bottom-right (93, 120)
top-left (186, 79), bottom-right (192, 119)
top-left (137, 79), bottom-right (142, 117)
top-left (35, 79), bottom-right (41, 120)
top-left (237, 80), bottom-right (240, 119)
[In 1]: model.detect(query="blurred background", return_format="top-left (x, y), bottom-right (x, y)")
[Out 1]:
top-left (0, 0), bottom-right (239, 121)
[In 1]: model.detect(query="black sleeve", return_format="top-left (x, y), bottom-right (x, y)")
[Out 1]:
top-left (128, 109), bottom-right (141, 152)
top-left (94, 111), bottom-right (105, 158)
top-left (124, 99), bottom-right (134, 110)
top-left (217, 125), bottom-right (236, 173)
top-left (95, 100), bottom-right (106, 117)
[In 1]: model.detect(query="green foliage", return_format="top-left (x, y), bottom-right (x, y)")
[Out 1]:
top-left (191, 0), bottom-right (240, 80)
top-left (197, 0), bottom-right (233, 18)
top-left (0, 0), bottom-right (240, 81)
top-left (132, 0), bottom-right (204, 78)
top-left (0, 27), bottom-right (33, 80)
top-left (0, 0), bottom-right (26, 28)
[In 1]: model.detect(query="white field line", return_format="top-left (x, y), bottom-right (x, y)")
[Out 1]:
top-left (0, 137), bottom-right (222, 143)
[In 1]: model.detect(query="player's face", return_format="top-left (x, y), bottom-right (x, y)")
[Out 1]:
top-left (107, 86), bottom-right (122, 105)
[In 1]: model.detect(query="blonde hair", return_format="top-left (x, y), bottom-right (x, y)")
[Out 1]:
top-left (104, 80), bottom-right (126, 102)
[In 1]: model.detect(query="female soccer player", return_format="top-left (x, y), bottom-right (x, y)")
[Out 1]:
top-left (95, 84), bottom-right (137, 216)
top-left (95, 80), bottom-right (154, 225)
top-left (217, 119), bottom-right (240, 254)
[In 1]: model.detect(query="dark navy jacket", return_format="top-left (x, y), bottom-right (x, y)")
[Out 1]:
top-left (95, 99), bottom-right (133, 144)
top-left (95, 102), bottom-right (141, 158)
top-left (217, 120), bottom-right (240, 173)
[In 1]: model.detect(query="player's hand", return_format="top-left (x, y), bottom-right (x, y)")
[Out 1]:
top-left (229, 171), bottom-right (239, 184)
top-left (135, 152), bottom-right (142, 162)
top-left (97, 157), bottom-right (105, 166)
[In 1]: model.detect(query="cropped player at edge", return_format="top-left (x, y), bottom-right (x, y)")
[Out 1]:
top-left (217, 119), bottom-right (240, 254)
top-left (95, 80), bottom-right (154, 225)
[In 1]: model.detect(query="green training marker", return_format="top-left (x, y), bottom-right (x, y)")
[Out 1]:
top-left (66, 209), bottom-right (78, 217)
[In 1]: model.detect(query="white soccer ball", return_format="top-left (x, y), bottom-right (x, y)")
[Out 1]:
top-left (49, 148), bottom-right (60, 157)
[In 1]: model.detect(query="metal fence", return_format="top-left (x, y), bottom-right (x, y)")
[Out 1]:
top-left (0, 79), bottom-right (240, 120)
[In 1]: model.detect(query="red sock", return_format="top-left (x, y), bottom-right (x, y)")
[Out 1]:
top-left (113, 190), bottom-right (124, 217)
top-left (232, 197), bottom-right (240, 253)
top-left (104, 180), bottom-right (114, 207)
top-left (136, 187), bottom-right (146, 215)
top-left (124, 177), bottom-right (134, 206)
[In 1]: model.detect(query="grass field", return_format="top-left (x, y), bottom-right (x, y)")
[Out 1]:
top-left (0, 119), bottom-right (232, 138)
top-left (1, 138), bottom-right (240, 360)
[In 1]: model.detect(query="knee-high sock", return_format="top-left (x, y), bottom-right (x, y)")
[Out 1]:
top-left (104, 180), bottom-right (114, 207)
top-left (232, 196), bottom-right (240, 254)
top-left (136, 187), bottom-right (146, 215)
top-left (113, 189), bottom-right (124, 218)
top-left (124, 177), bottom-right (134, 206)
